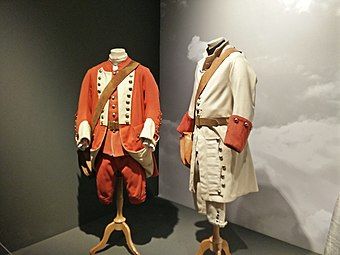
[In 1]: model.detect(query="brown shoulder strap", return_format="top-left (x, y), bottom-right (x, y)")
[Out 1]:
top-left (91, 60), bottom-right (140, 129)
top-left (194, 48), bottom-right (240, 104)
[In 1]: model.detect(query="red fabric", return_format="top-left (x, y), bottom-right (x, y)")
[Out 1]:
top-left (75, 58), bottom-right (161, 176)
top-left (177, 112), bottom-right (194, 135)
top-left (224, 115), bottom-right (253, 153)
top-left (102, 90), bottom-right (127, 157)
top-left (95, 154), bottom-right (146, 205)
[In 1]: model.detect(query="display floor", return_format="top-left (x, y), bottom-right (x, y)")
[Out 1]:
top-left (13, 197), bottom-right (318, 255)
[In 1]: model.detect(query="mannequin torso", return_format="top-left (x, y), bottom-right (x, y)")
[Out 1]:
top-left (78, 48), bottom-right (128, 151)
top-left (78, 48), bottom-right (154, 152)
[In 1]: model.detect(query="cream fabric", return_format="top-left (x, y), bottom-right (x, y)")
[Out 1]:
top-left (117, 71), bottom-right (135, 125)
top-left (140, 117), bottom-right (158, 150)
top-left (77, 120), bottom-right (91, 144)
top-left (97, 67), bottom-right (110, 126)
top-left (187, 42), bottom-right (259, 226)
top-left (96, 69), bottom-right (136, 126)
top-left (126, 146), bottom-right (154, 177)
top-left (324, 193), bottom-right (340, 255)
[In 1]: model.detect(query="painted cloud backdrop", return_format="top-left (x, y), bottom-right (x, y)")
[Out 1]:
top-left (160, 0), bottom-right (339, 253)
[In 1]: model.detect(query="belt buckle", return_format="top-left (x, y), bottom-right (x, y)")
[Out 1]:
top-left (109, 121), bottom-right (119, 132)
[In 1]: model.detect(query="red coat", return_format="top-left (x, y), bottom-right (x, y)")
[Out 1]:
top-left (75, 57), bottom-right (161, 177)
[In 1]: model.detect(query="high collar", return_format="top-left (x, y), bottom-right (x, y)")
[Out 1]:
top-left (102, 56), bottom-right (132, 72)
top-left (202, 40), bottom-right (231, 71)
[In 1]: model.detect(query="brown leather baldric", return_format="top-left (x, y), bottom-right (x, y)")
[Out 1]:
top-left (194, 48), bottom-right (240, 104)
top-left (91, 60), bottom-right (140, 129)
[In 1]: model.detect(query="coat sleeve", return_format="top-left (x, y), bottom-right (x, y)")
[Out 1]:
top-left (224, 55), bottom-right (257, 153)
top-left (177, 64), bottom-right (200, 135)
top-left (139, 67), bottom-right (162, 148)
top-left (75, 70), bottom-right (93, 145)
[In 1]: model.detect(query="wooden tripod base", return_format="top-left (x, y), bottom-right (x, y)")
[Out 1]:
top-left (89, 177), bottom-right (140, 255)
top-left (196, 225), bottom-right (231, 255)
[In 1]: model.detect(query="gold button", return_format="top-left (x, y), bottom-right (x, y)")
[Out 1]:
top-left (98, 77), bottom-right (101, 80)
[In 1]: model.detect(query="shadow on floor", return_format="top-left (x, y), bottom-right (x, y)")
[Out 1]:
top-left (79, 191), bottom-right (179, 251)
top-left (195, 220), bottom-right (248, 254)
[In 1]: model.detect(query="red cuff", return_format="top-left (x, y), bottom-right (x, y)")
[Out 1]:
top-left (177, 112), bottom-right (194, 134)
top-left (224, 115), bottom-right (253, 153)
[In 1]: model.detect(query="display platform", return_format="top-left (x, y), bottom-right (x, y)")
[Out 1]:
top-left (11, 197), bottom-right (318, 255)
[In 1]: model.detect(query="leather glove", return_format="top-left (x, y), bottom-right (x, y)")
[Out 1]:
top-left (179, 132), bottom-right (193, 168)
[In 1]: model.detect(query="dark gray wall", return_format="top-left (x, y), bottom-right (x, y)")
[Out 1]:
top-left (0, 1), bottom-right (160, 251)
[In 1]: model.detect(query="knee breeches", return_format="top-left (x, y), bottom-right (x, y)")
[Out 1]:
top-left (95, 154), bottom-right (146, 205)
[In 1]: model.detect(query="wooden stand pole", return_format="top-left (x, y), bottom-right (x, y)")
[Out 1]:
top-left (89, 176), bottom-right (140, 255)
top-left (196, 225), bottom-right (231, 255)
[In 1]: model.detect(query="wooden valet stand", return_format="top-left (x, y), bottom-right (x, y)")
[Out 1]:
top-left (196, 225), bottom-right (231, 255)
top-left (89, 175), bottom-right (140, 255)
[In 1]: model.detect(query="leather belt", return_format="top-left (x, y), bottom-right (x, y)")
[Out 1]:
top-left (195, 117), bottom-right (229, 127)
top-left (108, 121), bottom-right (119, 131)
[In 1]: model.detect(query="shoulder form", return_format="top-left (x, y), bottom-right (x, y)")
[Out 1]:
top-left (136, 63), bottom-right (149, 71)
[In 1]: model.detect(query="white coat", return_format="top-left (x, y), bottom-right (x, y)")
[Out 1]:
top-left (182, 42), bottom-right (259, 206)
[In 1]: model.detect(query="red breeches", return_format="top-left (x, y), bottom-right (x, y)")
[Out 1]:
top-left (95, 154), bottom-right (146, 205)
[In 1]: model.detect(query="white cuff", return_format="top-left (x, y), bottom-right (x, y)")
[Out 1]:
top-left (140, 118), bottom-right (158, 146)
top-left (142, 139), bottom-right (156, 152)
top-left (77, 120), bottom-right (91, 144)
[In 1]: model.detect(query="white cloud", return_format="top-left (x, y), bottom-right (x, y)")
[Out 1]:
top-left (278, 0), bottom-right (336, 13)
top-left (303, 82), bottom-right (339, 100)
top-left (251, 118), bottom-right (340, 174)
top-left (176, 0), bottom-right (188, 8)
top-left (308, 74), bottom-right (322, 81)
top-left (244, 118), bottom-right (340, 252)
top-left (187, 35), bottom-right (207, 62)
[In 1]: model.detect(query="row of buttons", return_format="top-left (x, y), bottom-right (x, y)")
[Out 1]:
top-left (196, 97), bottom-right (202, 116)
top-left (219, 145), bottom-right (226, 192)
top-left (124, 73), bottom-right (134, 123)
